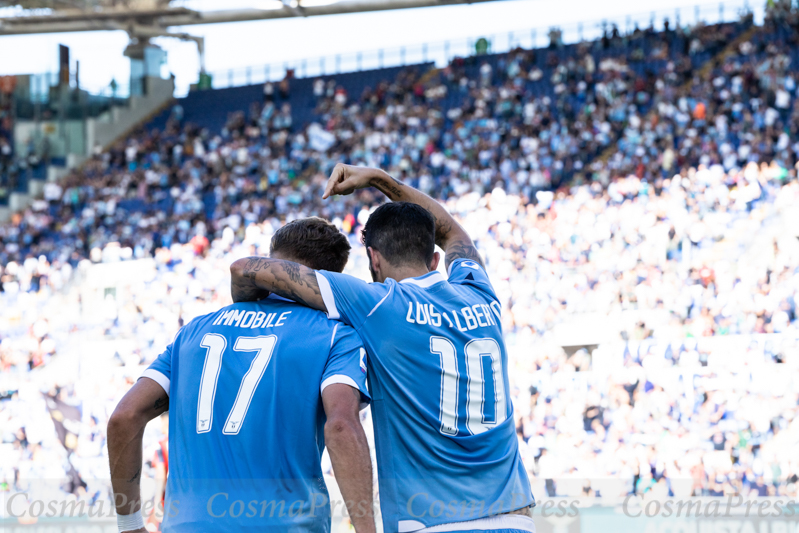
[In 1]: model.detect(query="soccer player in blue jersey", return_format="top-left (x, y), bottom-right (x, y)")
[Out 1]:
top-left (230, 165), bottom-right (536, 533)
top-left (107, 217), bottom-right (376, 533)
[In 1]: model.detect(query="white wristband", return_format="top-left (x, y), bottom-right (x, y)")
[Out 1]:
top-left (117, 511), bottom-right (145, 532)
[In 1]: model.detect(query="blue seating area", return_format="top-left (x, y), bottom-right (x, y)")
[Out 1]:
top-left (146, 63), bottom-right (433, 135)
top-left (147, 83), bottom-right (270, 134)
top-left (8, 22), bottom-right (750, 209)
top-left (6, 10), bottom-right (799, 511)
top-left (0, 18), bottom-right (762, 215)
top-left (138, 21), bottom-right (751, 185)
top-left (0, 160), bottom-right (47, 204)
top-left (3, 17), bottom-right (779, 245)
top-left (659, 17), bottom-right (799, 171)
top-left (284, 63), bottom-right (433, 132)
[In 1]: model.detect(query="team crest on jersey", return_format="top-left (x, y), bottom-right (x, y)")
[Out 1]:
top-left (359, 348), bottom-right (367, 373)
top-left (460, 260), bottom-right (480, 270)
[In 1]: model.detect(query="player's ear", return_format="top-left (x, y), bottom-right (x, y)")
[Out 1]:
top-left (367, 247), bottom-right (380, 271)
top-left (429, 251), bottom-right (440, 272)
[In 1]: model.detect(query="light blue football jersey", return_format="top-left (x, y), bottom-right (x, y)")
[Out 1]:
top-left (141, 294), bottom-right (370, 533)
top-left (315, 258), bottom-right (534, 533)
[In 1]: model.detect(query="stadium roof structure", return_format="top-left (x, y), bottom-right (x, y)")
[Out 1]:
top-left (0, 0), bottom-right (501, 35)
top-left (0, 0), bottom-right (501, 71)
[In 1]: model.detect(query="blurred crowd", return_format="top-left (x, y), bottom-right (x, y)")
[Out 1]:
top-left (3, 4), bottom-right (799, 520)
top-left (0, 89), bottom-right (13, 196)
top-left (600, 9), bottom-right (799, 182)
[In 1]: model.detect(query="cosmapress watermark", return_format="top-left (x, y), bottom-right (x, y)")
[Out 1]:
top-left (4, 491), bottom-right (798, 533)
top-left (404, 493), bottom-right (580, 520)
top-left (205, 492), bottom-right (340, 519)
top-left (3, 492), bottom-right (378, 522)
top-left (622, 494), bottom-right (799, 519)
top-left (4, 492), bottom-right (159, 519)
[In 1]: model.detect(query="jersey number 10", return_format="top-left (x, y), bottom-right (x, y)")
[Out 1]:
top-left (431, 336), bottom-right (507, 436)
top-left (196, 333), bottom-right (278, 435)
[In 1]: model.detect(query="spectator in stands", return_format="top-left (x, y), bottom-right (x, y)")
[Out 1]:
top-left (2, 6), bottom-right (799, 511)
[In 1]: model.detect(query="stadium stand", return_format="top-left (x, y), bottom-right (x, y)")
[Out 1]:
top-left (1, 6), bottom-right (798, 521)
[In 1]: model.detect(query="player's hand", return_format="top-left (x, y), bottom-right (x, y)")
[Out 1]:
top-left (322, 163), bottom-right (378, 199)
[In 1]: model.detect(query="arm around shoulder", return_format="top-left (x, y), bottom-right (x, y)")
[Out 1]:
top-left (230, 257), bottom-right (326, 311)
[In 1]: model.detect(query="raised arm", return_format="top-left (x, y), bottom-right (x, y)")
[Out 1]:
top-left (323, 164), bottom-right (484, 270)
top-left (230, 256), bottom-right (326, 309)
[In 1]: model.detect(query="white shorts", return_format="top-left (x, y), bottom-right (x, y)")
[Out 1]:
top-left (412, 514), bottom-right (536, 533)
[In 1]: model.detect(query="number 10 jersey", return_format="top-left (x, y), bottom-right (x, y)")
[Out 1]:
top-left (315, 258), bottom-right (534, 533)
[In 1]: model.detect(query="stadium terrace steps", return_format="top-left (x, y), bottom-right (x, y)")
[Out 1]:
top-left (694, 25), bottom-right (759, 85)
top-left (113, 96), bottom-right (176, 149)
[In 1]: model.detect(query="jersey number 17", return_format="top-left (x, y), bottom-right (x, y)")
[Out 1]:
top-left (195, 333), bottom-right (277, 435)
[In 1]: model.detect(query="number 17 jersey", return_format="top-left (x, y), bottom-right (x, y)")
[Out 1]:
top-left (315, 258), bottom-right (534, 533)
top-left (141, 294), bottom-right (370, 533)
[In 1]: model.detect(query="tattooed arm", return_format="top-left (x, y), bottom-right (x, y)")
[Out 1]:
top-left (108, 378), bottom-right (169, 529)
top-left (230, 276), bottom-right (271, 303)
top-left (323, 164), bottom-right (484, 270)
top-left (230, 257), bottom-right (326, 310)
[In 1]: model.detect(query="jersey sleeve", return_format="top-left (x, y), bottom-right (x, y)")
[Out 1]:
top-left (321, 323), bottom-right (371, 410)
top-left (140, 342), bottom-right (173, 395)
top-left (315, 270), bottom-right (391, 329)
top-left (447, 257), bottom-right (499, 303)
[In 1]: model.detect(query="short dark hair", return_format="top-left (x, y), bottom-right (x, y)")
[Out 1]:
top-left (361, 202), bottom-right (435, 267)
top-left (271, 217), bottom-right (351, 272)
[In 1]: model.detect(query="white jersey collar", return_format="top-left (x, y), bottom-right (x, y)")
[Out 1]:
top-left (399, 270), bottom-right (446, 288)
